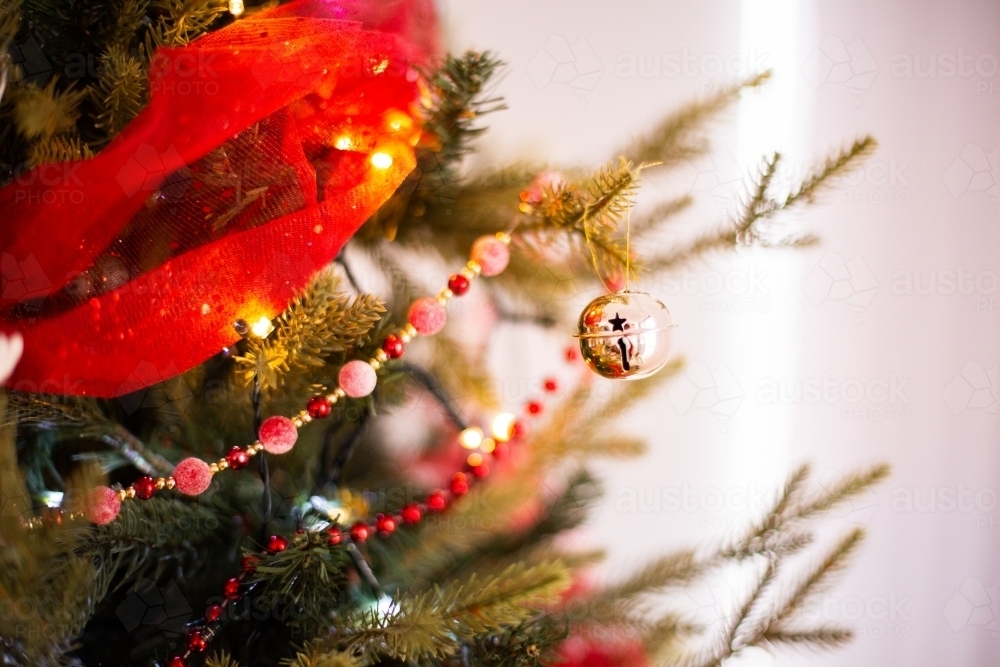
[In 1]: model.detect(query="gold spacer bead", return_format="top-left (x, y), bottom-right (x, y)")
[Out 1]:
top-left (404, 323), bottom-right (417, 337)
top-left (466, 260), bottom-right (482, 275)
top-left (218, 459), bottom-right (229, 470)
top-left (155, 478), bottom-right (166, 490)
top-left (459, 266), bottom-right (475, 280)
top-left (299, 411), bottom-right (312, 424)
top-left (399, 331), bottom-right (412, 343)
top-left (209, 463), bottom-right (220, 474)
top-left (334, 387), bottom-right (346, 399)
top-left (496, 231), bottom-right (511, 244)
top-left (291, 417), bottom-right (303, 428)
top-left (369, 358), bottom-right (382, 371)
top-left (375, 348), bottom-right (388, 363)
top-left (439, 287), bottom-right (453, 300)
top-left (325, 393), bottom-right (340, 404)
top-left (165, 478), bottom-right (176, 490)
top-left (117, 489), bottom-right (128, 501)
top-left (125, 487), bottom-right (136, 499)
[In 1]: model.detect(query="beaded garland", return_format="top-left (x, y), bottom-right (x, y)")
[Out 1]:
top-left (76, 232), bottom-right (513, 527)
top-left (162, 363), bottom-right (572, 667)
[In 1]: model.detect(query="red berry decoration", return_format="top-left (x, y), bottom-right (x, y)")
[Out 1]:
top-left (472, 464), bottom-right (490, 478)
top-left (327, 526), bottom-right (342, 545)
top-left (241, 555), bottom-right (259, 573)
top-left (400, 503), bottom-right (422, 524)
top-left (375, 514), bottom-right (396, 535)
top-left (526, 401), bottom-right (543, 415)
top-left (84, 486), bottom-right (121, 525)
top-left (133, 475), bottom-right (157, 500)
top-left (382, 333), bottom-right (406, 359)
top-left (266, 534), bottom-right (288, 554)
top-left (492, 442), bottom-right (510, 459)
top-left (205, 604), bottom-right (222, 623)
top-left (225, 446), bottom-right (250, 470)
top-left (408, 297), bottom-right (447, 335)
top-left (259, 415), bottom-right (298, 454)
top-left (186, 630), bottom-right (207, 653)
top-left (223, 577), bottom-right (241, 600)
top-left (511, 420), bottom-right (528, 440)
top-left (307, 395), bottom-right (331, 418)
top-left (565, 346), bottom-right (579, 362)
top-left (426, 490), bottom-right (447, 511)
top-left (168, 656), bottom-right (186, 667)
top-left (174, 457), bottom-right (213, 495)
top-left (350, 522), bottom-right (370, 543)
top-left (450, 473), bottom-right (469, 496)
top-left (447, 273), bottom-right (470, 295)
top-left (543, 378), bottom-right (558, 393)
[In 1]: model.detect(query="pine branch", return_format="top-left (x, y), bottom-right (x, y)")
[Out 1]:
top-left (247, 530), bottom-right (351, 636)
top-left (770, 529), bottom-right (865, 625)
top-left (234, 270), bottom-right (386, 390)
top-left (207, 652), bottom-right (244, 667)
top-left (93, 44), bottom-right (147, 140)
top-left (11, 78), bottom-right (88, 141)
top-left (333, 562), bottom-right (569, 662)
top-left (624, 71), bottom-right (770, 167)
top-left (147, 0), bottom-right (227, 48)
top-left (648, 137), bottom-right (876, 273)
top-left (761, 627), bottom-right (853, 650)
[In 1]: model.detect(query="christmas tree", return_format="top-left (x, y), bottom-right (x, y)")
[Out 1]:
top-left (0, 1), bottom-right (888, 665)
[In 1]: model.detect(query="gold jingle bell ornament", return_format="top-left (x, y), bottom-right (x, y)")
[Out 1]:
top-left (576, 290), bottom-right (675, 380)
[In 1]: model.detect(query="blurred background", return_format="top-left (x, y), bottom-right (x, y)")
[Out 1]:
top-left (439, 1), bottom-right (1000, 665)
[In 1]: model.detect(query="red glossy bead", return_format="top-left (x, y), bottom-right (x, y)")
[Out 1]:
top-left (168, 656), bottom-right (186, 667)
top-left (327, 526), bottom-right (342, 546)
top-left (450, 473), bottom-right (469, 496)
top-left (543, 378), bottom-right (558, 393)
top-left (471, 464), bottom-right (490, 478)
top-left (225, 446), bottom-right (250, 470)
top-left (382, 334), bottom-right (405, 359)
top-left (527, 401), bottom-right (543, 415)
top-left (375, 514), bottom-right (396, 535)
top-left (492, 442), bottom-right (510, 460)
top-left (223, 577), bottom-right (241, 600)
top-left (447, 274), bottom-right (470, 296)
top-left (564, 346), bottom-right (579, 362)
top-left (186, 630), bottom-right (207, 653)
top-left (511, 421), bottom-right (527, 440)
top-left (350, 522), bottom-right (370, 543)
top-left (205, 604), bottom-right (222, 623)
top-left (240, 555), bottom-right (258, 573)
top-left (400, 503), bottom-right (422, 524)
top-left (133, 476), bottom-right (156, 500)
top-left (426, 490), bottom-right (447, 512)
top-left (307, 395), bottom-right (331, 419)
top-left (266, 535), bottom-right (288, 554)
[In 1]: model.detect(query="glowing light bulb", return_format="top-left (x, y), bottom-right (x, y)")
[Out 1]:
top-left (251, 315), bottom-right (274, 338)
top-left (229, 0), bottom-right (244, 16)
top-left (370, 152), bottom-right (393, 169)
top-left (491, 412), bottom-right (516, 442)
top-left (334, 135), bottom-right (353, 150)
top-left (459, 427), bottom-right (483, 450)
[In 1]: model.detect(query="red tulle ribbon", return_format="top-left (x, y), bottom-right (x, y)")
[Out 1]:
top-left (0, 0), bottom-right (437, 397)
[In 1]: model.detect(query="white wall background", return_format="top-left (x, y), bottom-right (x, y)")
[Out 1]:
top-left (443, 1), bottom-right (1000, 665)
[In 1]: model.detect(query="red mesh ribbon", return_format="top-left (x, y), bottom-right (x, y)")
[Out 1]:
top-left (0, 0), bottom-right (437, 397)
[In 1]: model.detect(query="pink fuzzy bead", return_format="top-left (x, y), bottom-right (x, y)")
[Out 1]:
top-left (470, 236), bottom-right (510, 277)
top-left (84, 486), bottom-right (121, 525)
top-left (339, 360), bottom-right (377, 398)
top-left (174, 457), bottom-right (213, 495)
top-left (408, 297), bottom-right (447, 335)
top-left (259, 415), bottom-right (298, 454)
